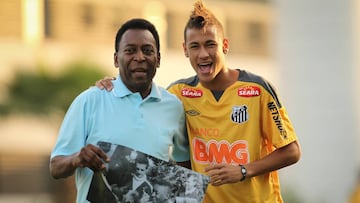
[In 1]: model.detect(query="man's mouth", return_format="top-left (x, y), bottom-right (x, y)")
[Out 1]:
top-left (198, 63), bottom-right (212, 74)
top-left (132, 68), bottom-right (147, 77)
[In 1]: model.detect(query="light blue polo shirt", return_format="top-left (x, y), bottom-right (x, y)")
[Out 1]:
top-left (50, 76), bottom-right (190, 203)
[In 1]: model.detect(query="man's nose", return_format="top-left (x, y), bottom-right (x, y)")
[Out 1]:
top-left (199, 46), bottom-right (210, 58)
top-left (134, 50), bottom-right (145, 61)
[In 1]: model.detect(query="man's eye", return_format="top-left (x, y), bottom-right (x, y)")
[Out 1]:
top-left (124, 48), bottom-right (135, 53)
top-left (206, 43), bottom-right (217, 48)
top-left (143, 47), bottom-right (155, 55)
top-left (189, 45), bottom-right (199, 49)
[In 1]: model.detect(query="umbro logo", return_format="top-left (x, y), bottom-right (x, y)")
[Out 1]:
top-left (185, 110), bottom-right (200, 116)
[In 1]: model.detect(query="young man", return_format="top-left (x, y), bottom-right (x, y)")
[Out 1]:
top-left (49, 18), bottom-right (190, 203)
top-left (168, 1), bottom-right (301, 202)
top-left (96, 1), bottom-right (301, 202)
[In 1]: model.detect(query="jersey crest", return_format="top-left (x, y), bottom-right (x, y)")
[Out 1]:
top-left (231, 105), bottom-right (249, 124)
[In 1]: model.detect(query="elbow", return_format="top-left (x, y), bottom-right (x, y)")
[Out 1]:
top-left (50, 173), bottom-right (61, 180)
top-left (49, 156), bottom-right (71, 179)
top-left (50, 172), bottom-right (62, 180)
top-left (291, 150), bottom-right (301, 165)
top-left (49, 161), bottom-right (61, 179)
top-left (289, 141), bottom-right (301, 165)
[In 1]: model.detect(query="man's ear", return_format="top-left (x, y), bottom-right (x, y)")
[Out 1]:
top-left (156, 52), bottom-right (161, 68)
top-left (183, 42), bottom-right (189, 57)
top-left (222, 38), bottom-right (229, 54)
top-left (114, 52), bottom-right (119, 68)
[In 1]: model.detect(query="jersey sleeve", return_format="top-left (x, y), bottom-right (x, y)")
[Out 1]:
top-left (166, 83), bottom-right (179, 96)
top-left (261, 82), bottom-right (298, 149)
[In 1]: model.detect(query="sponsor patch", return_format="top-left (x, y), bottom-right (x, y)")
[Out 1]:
top-left (238, 86), bottom-right (261, 97)
top-left (192, 138), bottom-right (249, 164)
top-left (181, 88), bottom-right (203, 98)
top-left (231, 105), bottom-right (248, 124)
top-left (268, 101), bottom-right (288, 139)
top-left (190, 127), bottom-right (220, 137)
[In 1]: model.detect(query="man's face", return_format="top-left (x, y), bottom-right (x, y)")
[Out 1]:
top-left (183, 25), bottom-right (228, 84)
top-left (114, 29), bottom-right (160, 95)
top-left (134, 162), bottom-right (147, 178)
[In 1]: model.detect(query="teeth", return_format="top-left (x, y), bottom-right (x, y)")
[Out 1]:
top-left (199, 62), bottom-right (212, 66)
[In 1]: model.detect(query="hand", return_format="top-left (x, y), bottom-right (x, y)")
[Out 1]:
top-left (95, 76), bottom-right (115, 91)
top-left (205, 163), bottom-right (243, 186)
top-left (72, 144), bottom-right (110, 172)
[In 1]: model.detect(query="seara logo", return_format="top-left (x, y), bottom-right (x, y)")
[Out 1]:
top-left (238, 86), bottom-right (261, 97)
top-left (181, 87), bottom-right (203, 98)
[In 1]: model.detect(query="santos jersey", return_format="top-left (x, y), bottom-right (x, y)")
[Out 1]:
top-left (167, 69), bottom-right (298, 203)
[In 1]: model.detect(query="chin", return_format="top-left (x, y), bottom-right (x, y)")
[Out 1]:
top-left (198, 71), bottom-right (214, 79)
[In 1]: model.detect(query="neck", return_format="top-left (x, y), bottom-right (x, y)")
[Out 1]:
top-left (139, 89), bottom-right (151, 99)
top-left (201, 68), bottom-right (238, 91)
top-left (130, 86), bottom-right (151, 99)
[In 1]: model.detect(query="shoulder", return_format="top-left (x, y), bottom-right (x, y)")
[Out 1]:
top-left (238, 69), bottom-right (282, 107)
top-left (76, 86), bottom-right (106, 100)
top-left (167, 75), bottom-right (199, 89)
top-left (166, 75), bottom-right (199, 97)
top-left (238, 69), bottom-right (269, 88)
top-left (70, 86), bottom-right (110, 108)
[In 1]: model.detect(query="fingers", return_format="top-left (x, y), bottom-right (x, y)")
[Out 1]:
top-left (206, 163), bottom-right (241, 186)
top-left (95, 80), bottom-right (105, 89)
top-left (104, 76), bottom-right (116, 80)
top-left (75, 144), bottom-right (110, 171)
top-left (95, 76), bottom-right (115, 91)
top-left (205, 163), bottom-right (225, 172)
top-left (206, 165), bottom-right (226, 186)
top-left (102, 77), bottom-right (115, 91)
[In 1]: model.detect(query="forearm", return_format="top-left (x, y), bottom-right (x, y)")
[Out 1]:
top-left (176, 160), bottom-right (192, 169)
top-left (246, 141), bottom-right (301, 179)
top-left (49, 154), bottom-right (78, 179)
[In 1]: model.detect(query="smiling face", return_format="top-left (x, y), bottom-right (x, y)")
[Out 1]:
top-left (114, 29), bottom-right (160, 98)
top-left (183, 25), bottom-right (229, 84)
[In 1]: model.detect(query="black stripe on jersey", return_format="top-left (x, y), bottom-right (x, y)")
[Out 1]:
top-left (238, 69), bottom-right (282, 108)
top-left (166, 75), bottom-right (199, 89)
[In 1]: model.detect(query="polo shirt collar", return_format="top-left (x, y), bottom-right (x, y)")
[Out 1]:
top-left (112, 75), bottom-right (161, 101)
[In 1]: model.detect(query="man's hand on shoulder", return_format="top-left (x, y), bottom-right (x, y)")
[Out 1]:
top-left (95, 76), bottom-right (115, 91)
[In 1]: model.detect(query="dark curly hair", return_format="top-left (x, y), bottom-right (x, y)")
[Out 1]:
top-left (114, 18), bottom-right (160, 54)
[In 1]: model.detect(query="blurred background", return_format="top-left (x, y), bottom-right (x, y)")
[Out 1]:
top-left (0, 0), bottom-right (359, 202)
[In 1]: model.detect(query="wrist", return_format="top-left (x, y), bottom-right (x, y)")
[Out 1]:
top-left (239, 164), bottom-right (247, 182)
top-left (71, 153), bottom-right (80, 169)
